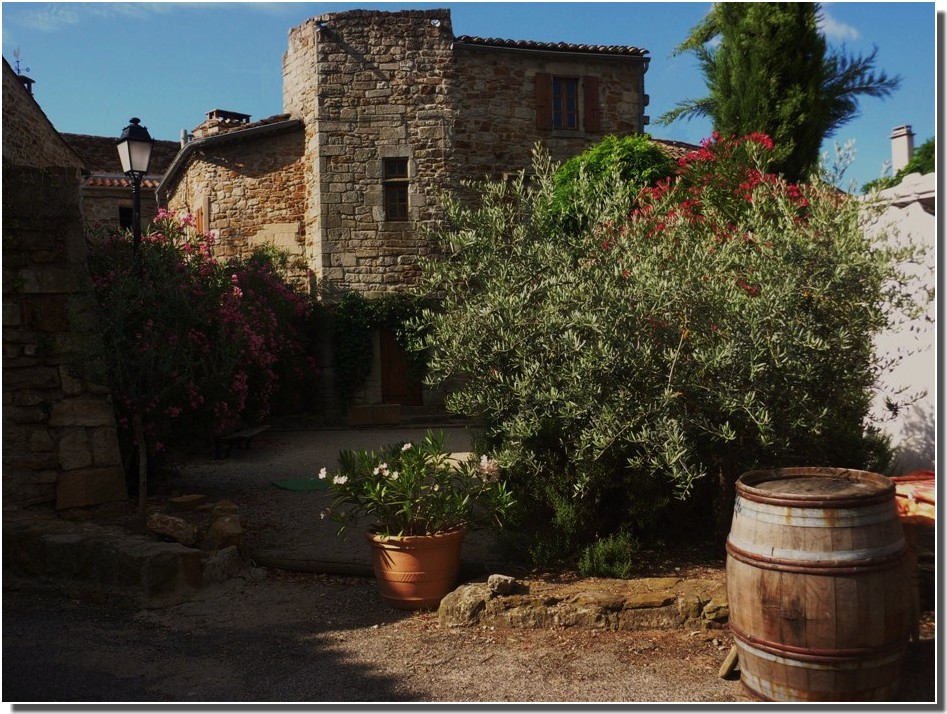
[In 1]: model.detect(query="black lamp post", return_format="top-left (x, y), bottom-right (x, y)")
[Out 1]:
top-left (116, 117), bottom-right (154, 247)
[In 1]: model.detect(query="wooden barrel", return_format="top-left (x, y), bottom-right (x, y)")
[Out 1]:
top-left (726, 467), bottom-right (912, 702)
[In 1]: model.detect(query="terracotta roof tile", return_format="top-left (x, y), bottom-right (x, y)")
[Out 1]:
top-left (454, 35), bottom-right (648, 57)
top-left (651, 138), bottom-right (701, 161)
top-left (83, 175), bottom-right (160, 189)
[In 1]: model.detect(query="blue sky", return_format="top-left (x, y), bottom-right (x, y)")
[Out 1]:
top-left (1, 1), bottom-right (938, 191)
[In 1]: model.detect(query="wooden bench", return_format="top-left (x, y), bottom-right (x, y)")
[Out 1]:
top-left (214, 425), bottom-right (271, 460)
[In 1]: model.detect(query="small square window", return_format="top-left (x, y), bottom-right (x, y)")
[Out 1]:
top-left (382, 158), bottom-right (410, 222)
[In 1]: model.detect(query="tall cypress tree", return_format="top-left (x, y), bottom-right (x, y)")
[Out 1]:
top-left (661, 3), bottom-right (900, 182)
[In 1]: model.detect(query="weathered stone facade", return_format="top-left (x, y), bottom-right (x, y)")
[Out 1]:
top-left (3, 58), bottom-right (127, 510)
top-left (161, 115), bottom-right (307, 281)
top-left (2, 59), bottom-right (84, 171)
top-left (161, 8), bottom-right (652, 297)
top-left (3, 166), bottom-right (127, 510)
top-left (63, 133), bottom-right (179, 235)
top-left (451, 36), bottom-right (649, 181)
top-left (158, 8), bottom-right (654, 415)
top-left (284, 9), bottom-right (460, 297)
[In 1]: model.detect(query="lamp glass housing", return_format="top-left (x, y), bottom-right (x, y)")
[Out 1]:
top-left (116, 118), bottom-right (154, 176)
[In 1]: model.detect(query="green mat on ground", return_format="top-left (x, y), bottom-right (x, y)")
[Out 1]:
top-left (272, 477), bottom-right (330, 492)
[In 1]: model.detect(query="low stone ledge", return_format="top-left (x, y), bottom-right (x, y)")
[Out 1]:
top-left (439, 575), bottom-right (728, 631)
top-left (3, 507), bottom-right (252, 608)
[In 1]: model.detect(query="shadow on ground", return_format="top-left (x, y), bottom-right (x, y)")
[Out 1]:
top-left (3, 576), bottom-right (419, 702)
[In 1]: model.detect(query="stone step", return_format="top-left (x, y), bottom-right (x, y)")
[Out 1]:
top-left (2, 513), bottom-right (252, 607)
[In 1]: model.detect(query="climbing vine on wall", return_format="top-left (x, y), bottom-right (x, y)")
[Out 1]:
top-left (331, 291), bottom-right (429, 405)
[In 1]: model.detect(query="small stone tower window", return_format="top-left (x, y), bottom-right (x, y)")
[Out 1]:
top-left (383, 158), bottom-right (410, 221)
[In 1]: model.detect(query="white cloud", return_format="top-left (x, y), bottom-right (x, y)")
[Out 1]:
top-left (10, 2), bottom-right (176, 32)
top-left (15, 5), bottom-right (80, 32)
top-left (819, 8), bottom-right (861, 42)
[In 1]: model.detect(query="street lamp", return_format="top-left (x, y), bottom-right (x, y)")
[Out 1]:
top-left (116, 117), bottom-right (154, 247)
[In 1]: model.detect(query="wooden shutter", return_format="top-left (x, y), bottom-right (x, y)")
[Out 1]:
top-left (583, 76), bottom-right (601, 132)
top-left (535, 72), bottom-right (552, 130)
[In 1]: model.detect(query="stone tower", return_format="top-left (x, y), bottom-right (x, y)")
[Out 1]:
top-left (284, 9), bottom-right (458, 296)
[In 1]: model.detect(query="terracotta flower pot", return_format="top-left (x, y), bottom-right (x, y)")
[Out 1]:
top-left (365, 527), bottom-right (465, 610)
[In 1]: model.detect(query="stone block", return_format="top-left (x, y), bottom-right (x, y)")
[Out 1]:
top-left (167, 494), bottom-right (208, 511)
top-left (201, 514), bottom-right (243, 552)
top-left (4, 366), bottom-right (61, 390)
top-left (49, 398), bottom-right (116, 427)
top-left (438, 583), bottom-right (490, 627)
top-left (90, 428), bottom-right (122, 466)
top-left (58, 429), bottom-right (93, 470)
top-left (202, 545), bottom-right (244, 584)
top-left (28, 429), bottom-right (55, 453)
top-left (18, 267), bottom-right (80, 294)
top-left (3, 302), bottom-right (21, 326)
top-left (55, 466), bottom-right (127, 510)
top-left (147, 513), bottom-right (199, 547)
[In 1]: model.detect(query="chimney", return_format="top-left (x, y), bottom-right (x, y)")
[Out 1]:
top-left (890, 125), bottom-right (915, 173)
top-left (17, 73), bottom-right (35, 95)
top-left (192, 108), bottom-right (251, 139)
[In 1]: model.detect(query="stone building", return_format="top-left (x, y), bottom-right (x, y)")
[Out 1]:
top-left (159, 110), bottom-right (307, 280)
top-left (159, 8), bottom-right (666, 416)
top-left (160, 8), bottom-right (654, 294)
top-left (3, 57), bottom-right (127, 509)
top-left (63, 132), bottom-right (179, 233)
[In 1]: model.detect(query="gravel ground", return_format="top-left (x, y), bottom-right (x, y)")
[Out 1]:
top-left (4, 570), bottom-right (935, 704)
top-left (4, 425), bottom-right (936, 704)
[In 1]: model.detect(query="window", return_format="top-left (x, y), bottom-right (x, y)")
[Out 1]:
top-left (382, 158), bottom-right (409, 221)
top-left (119, 206), bottom-right (133, 231)
top-left (552, 77), bottom-right (579, 130)
top-left (535, 74), bottom-right (601, 133)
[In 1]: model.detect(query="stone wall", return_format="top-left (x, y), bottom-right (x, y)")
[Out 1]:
top-left (165, 127), bottom-right (307, 281)
top-left (453, 45), bottom-right (649, 181)
top-left (2, 61), bottom-right (84, 171)
top-left (3, 166), bottom-right (127, 510)
top-left (285, 9), bottom-right (458, 296)
top-left (80, 184), bottom-right (162, 234)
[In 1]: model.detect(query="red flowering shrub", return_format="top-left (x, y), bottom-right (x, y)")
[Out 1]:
top-left (418, 136), bottom-right (922, 559)
top-left (80, 211), bottom-right (316, 502)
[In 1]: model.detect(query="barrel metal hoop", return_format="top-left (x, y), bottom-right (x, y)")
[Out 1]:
top-left (733, 497), bottom-right (897, 528)
top-left (736, 468), bottom-right (895, 509)
top-left (730, 621), bottom-right (908, 664)
top-left (726, 540), bottom-right (907, 574)
top-left (734, 489), bottom-right (895, 510)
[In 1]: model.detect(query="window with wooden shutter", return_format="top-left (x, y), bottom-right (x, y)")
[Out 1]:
top-left (583, 76), bottom-right (601, 132)
top-left (535, 72), bottom-right (552, 130)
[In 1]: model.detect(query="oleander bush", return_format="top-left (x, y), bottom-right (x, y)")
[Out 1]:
top-left (76, 211), bottom-right (316, 507)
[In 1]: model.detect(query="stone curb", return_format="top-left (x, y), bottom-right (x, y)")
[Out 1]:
top-left (2, 513), bottom-right (257, 608)
top-left (439, 576), bottom-right (730, 631)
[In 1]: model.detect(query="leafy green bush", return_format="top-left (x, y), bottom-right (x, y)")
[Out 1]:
top-left (415, 135), bottom-right (922, 561)
top-left (552, 134), bottom-right (674, 232)
top-left (578, 531), bottom-right (640, 579)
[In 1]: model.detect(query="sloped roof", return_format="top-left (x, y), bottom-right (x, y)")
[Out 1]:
top-left (62, 133), bottom-right (179, 176)
top-left (157, 114), bottom-right (304, 198)
top-left (651, 138), bottom-right (701, 161)
top-left (454, 35), bottom-right (648, 57)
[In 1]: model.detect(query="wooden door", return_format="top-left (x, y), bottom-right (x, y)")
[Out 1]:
top-left (379, 329), bottom-right (423, 406)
